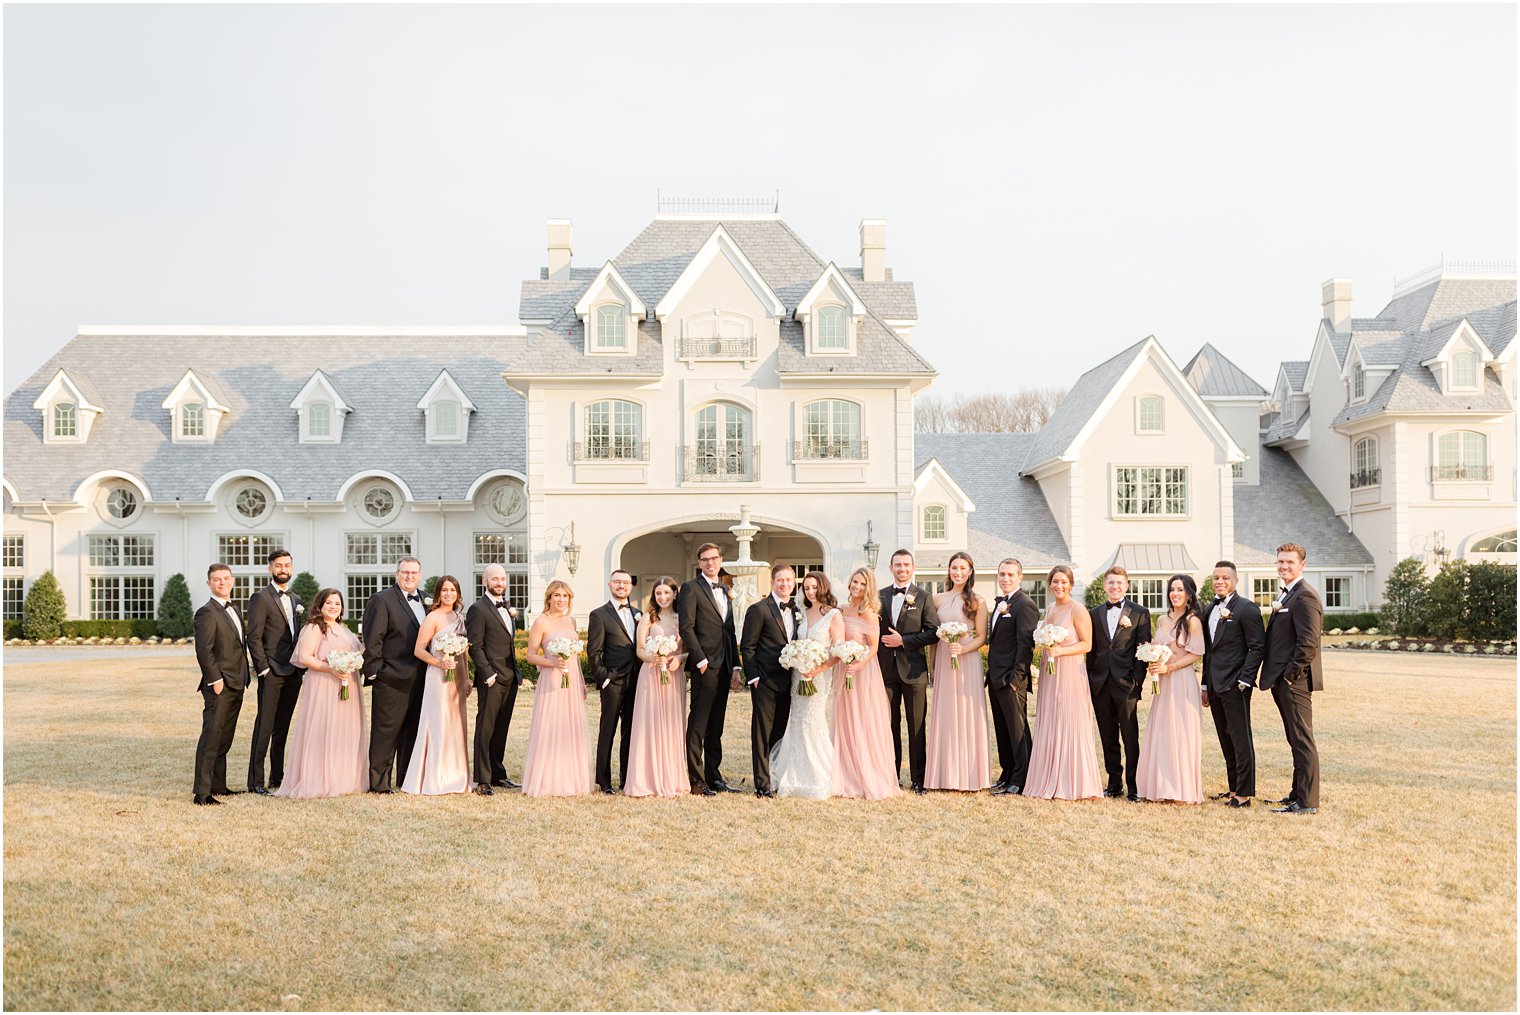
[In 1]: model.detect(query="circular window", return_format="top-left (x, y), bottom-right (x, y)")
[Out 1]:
top-left (364, 487), bottom-right (395, 519)
top-left (235, 486), bottom-right (268, 520)
top-left (106, 486), bottom-right (139, 521)
top-left (485, 482), bottom-right (526, 525)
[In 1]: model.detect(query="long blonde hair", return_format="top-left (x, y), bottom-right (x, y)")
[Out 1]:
top-left (542, 579), bottom-right (574, 616)
top-left (847, 567), bottom-right (881, 617)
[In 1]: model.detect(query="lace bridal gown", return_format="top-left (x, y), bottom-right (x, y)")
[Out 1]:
top-left (770, 608), bottom-right (838, 799)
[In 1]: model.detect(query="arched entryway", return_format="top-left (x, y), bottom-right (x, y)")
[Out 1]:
top-left (616, 517), bottom-right (826, 604)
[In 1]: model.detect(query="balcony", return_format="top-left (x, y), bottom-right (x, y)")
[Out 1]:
top-left (792, 439), bottom-right (869, 462)
top-left (1430, 464), bottom-right (1494, 482)
top-left (570, 440), bottom-right (650, 463)
top-left (683, 444), bottom-right (760, 483)
top-left (1349, 468), bottom-right (1381, 489)
top-left (679, 336), bottom-right (758, 360)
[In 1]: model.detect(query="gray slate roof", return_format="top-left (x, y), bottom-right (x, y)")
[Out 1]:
top-left (914, 433), bottom-right (1070, 568)
top-left (1280, 361), bottom-right (1309, 393)
top-left (1183, 343), bottom-right (1268, 398)
top-left (1262, 407), bottom-right (1309, 445)
top-left (4, 334), bottom-right (527, 502)
top-left (1019, 337), bottom-right (1150, 473)
top-left (510, 218), bottom-right (935, 377)
top-left (1233, 444), bottom-right (1373, 567)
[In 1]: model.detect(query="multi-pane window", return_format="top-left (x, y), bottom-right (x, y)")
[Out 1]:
top-left (345, 532), bottom-right (414, 619)
top-left (181, 402), bottom-right (206, 438)
top-left (88, 534), bottom-right (155, 567)
top-left (1452, 350), bottom-right (1479, 388)
top-left (1351, 436), bottom-right (1379, 488)
top-left (1114, 467), bottom-right (1188, 516)
top-left (218, 534), bottom-right (287, 605)
top-left (595, 304), bottom-right (626, 350)
top-left (1324, 576), bottom-right (1347, 610)
top-left (307, 401), bottom-right (331, 438)
top-left (922, 505), bottom-right (947, 541)
top-left (1252, 577), bottom-right (1277, 607)
top-left (3, 536), bottom-right (24, 569)
top-left (346, 574), bottom-right (383, 621)
top-left (1131, 578), bottom-right (1165, 611)
top-left (1231, 462), bottom-right (1244, 480)
top-left (1471, 530), bottom-right (1517, 553)
top-left (89, 576), bottom-right (156, 620)
top-left (693, 403), bottom-right (754, 480)
top-left (53, 402), bottom-right (77, 438)
top-left (583, 400), bottom-right (642, 460)
top-left (433, 400), bottom-right (459, 438)
top-left (1137, 396), bottom-right (1164, 433)
top-left (815, 306), bottom-right (847, 350)
top-left (473, 533), bottom-right (529, 612)
top-left (3, 535), bottom-right (23, 621)
top-left (106, 486), bottom-right (140, 521)
top-left (1435, 430), bottom-right (1489, 480)
top-left (801, 399), bottom-right (863, 459)
top-left (1353, 363), bottom-right (1365, 400)
top-left (1020, 579), bottom-right (1048, 610)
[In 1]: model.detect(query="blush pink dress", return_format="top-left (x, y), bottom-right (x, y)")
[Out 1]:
top-left (623, 617), bottom-right (690, 798)
top-left (278, 623), bottom-right (368, 798)
top-left (522, 619), bottom-right (594, 797)
top-left (401, 613), bottom-right (472, 796)
top-left (1023, 603), bottom-right (1102, 800)
top-left (1136, 613), bottom-right (1205, 803)
top-left (832, 612), bottom-right (900, 800)
top-left (924, 595), bottom-right (991, 791)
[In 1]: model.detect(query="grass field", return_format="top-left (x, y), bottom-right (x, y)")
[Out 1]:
top-left (3, 648), bottom-right (1515, 1011)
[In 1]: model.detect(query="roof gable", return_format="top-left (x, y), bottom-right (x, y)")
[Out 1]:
top-left (288, 369), bottom-right (353, 413)
top-left (794, 263), bottom-right (866, 321)
top-left (913, 457), bottom-right (975, 511)
top-left (573, 262), bottom-right (648, 320)
top-left (415, 368), bottom-right (478, 413)
top-left (652, 225), bottom-right (786, 320)
top-left (32, 368), bottom-right (104, 412)
top-left (1419, 318), bottom-right (1495, 366)
top-left (160, 368), bottom-right (230, 412)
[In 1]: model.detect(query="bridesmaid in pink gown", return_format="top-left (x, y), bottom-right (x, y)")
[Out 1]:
top-left (278, 589), bottom-right (368, 798)
top-left (624, 576), bottom-right (690, 798)
top-left (402, 575), bottom-right (473, 796)
top-left (1023, 565), bottom-right (1102, 800)
top-left (924, 552), bottom-right (991, 791)
top-left (833, 568), bottom-right (900, 800)
top-left (522, 580), bottom-right (594, 797)
top-left (1136, 574), bottom-right (1206, 803)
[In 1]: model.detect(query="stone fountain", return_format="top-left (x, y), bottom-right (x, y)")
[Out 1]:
top-left (723, 505), bottom-right (769, 620)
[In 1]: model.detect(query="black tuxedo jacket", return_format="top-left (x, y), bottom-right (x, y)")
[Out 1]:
top-left (1087, 599), bottom-right (1151, 699)
top-left (587, 600), bottom-right (643, 687)
top-left (247, 583), bottom-right (305, 678)
top-left (1201, 594), bottom-right (1265, 693)
top-left (465, 595), bottom-right (520, 689)
top-left (740, 596), bottom-right (804, 690)
top-left (193, 599), bottom-right (250, 692)
top-left (361, 584), bottom-right (427, 689)
top-left (1259, 580), bottom-right (1324, 692)
top-left (677, 577), bottom-right (740, 676)
top-left (986, 589), bottom-right (1039, 690)
top-left (877, 582), bottom-right (940, 685)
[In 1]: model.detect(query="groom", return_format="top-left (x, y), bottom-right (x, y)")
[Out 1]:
top-left (677, 542), bottom-right (744, 795)
top-left (878, 549), bottom-right (940, 794)
top-left (362, 556), bottom-right (428, 792)
top-left (741, 564), bottom-right (801, 798)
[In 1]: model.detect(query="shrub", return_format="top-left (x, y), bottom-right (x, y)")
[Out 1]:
top-left (21, 570), bottom-right (67, 640)
top-left (1464, 562), bottom-right (1517, 641)
top-left (4, 619), bottom-right (22, 639)
top-left (290, 571), bottom-right (320, 608)
top-left (1324, 611), bottom-right (1380, 631)
top-left (1084, 576), bottom-right (1107, 609)
top-left (1425, 562), bottom-right (1471, 640)
top-left (157, 573), bottom-right (194, 639)
top-left (60, 620), bottom-right (158, 639)
top-left (1382, 557), bottom-right (1430, 636)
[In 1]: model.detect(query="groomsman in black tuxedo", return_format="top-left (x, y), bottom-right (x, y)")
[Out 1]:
top-left (587, 569), bottom-right (642, 794)
top-left (1087, 565), bottom-right (1151, 802)
top-left (466, 563), bottom-right (522, 795)
top-left (192, 563), bottom-right (250, 805)
top-left (362, 556), bottom-right (428, 792)
top-left (1201, 560), bottom-right (1264, 807)
top-left (878, 549), bottom-right (940, 794)
top-left (1259, 542), bottom-right (1323, 814)
top-left (677, 542), bottom-right (743, 795)
top-left (741, 564), bottom-right (802, 797)
top-left (986, 557), bottom-right (1038, 795)
top-left (245, 548), bottom-right (304, 795)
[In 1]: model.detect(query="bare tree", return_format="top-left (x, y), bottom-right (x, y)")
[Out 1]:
top-left (914, 387), bottom-right (1067, 433)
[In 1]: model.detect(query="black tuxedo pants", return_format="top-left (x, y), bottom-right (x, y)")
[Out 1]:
top-left (987, 681), bottom-right (1031, 789)
top-left (473, 676), bottom-right (519, 785)
top-left (194, 683), bottom-right (244, 798)
top-left (596, 672), bottom-right (639, 790)
top-left (247, 669), bottom-right (302, 789)
top-left (750, 679), bottom-right (792, 793)
top-left (370, 679), bottom-right (425, 791)
top-left (1270, 676), bottom-right (1319, 808)
top-left (883, 674), bottom-right (927, 786)
top-left (1092, 680), bottom-right (1141, 795)
top-left (1207, 685), bottom-right (1256, 797)
top-left (686, 665), bottom-right (731, 789)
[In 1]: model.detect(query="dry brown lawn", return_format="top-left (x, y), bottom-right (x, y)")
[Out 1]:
top-left (3, 648), bottom-right (1515, 1011)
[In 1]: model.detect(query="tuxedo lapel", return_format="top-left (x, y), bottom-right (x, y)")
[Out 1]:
top-left (218, 601), bottom-right (245, 646)
top-left (395, 586), bottom-right (422, 631)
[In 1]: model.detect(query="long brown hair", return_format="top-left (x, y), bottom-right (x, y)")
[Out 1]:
top-left (801, 570), bottom-right (837, 610)
top-left (428, 575), bottom-right (462, 613)
top-left (646, 575), bottom-right (679, 623)
top-left (307, 587), bottom-right (345, 634)
top-left (948, 551), bottom-right (981, 617)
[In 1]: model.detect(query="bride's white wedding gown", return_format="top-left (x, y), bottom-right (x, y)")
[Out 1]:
top-left (770, 608), bottom-right (837, 799)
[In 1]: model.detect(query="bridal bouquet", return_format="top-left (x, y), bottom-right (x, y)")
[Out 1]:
top-left (1135, 642), bottom-right (1173, 695)
top-left (545, 636), bottom-right (585, 688)
top-left (327, 649), bottom-right (364, 701)
top-left (832, 639), bottom-right (868, 690)
top-left (1033, 624), bottom-right (1070, 674)
top-left (936, 621), bottom-right (970, 670)
top-left (434, 632), bottom-right (469, 680)
top-left (645, 633), bottom-right (679, 685)
top-left (779, 638), bottom-right (830, 696)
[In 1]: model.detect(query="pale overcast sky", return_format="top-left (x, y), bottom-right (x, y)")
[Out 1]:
top-left (4, 3), bottom-right (1515, 398)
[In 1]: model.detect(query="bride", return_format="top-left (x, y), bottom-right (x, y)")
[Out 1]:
top-left (771, 571), bottom-right (846, 799)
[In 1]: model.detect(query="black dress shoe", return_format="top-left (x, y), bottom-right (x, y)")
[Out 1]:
top-left (1211, 791), bottom-right (1233, 800)
top-left (1270, 796), bottom-right (1295, 806)
top-left (368, 787), bottom-right (394, 794)
top-left (473, 784), bottom-right (493, 796)
top-left (211, 789), bottom-right (243, 797)
top-left (911, 783), bottom-right (926, 795)
top-left (1127, 793), bottom-right (1141, 803)
top-left (1005, 785), bottom-right (1022, 796)
top-left (1102, 788), bottom-right (1123, 798)
top-left (1228, 797), bottom-right (1252, 808)
top-left (712, 781), bottom-right (744, 794)
top-left (268, 780), bottom-right (282, 790)
top-left (1272, 801), bottom-right (1317, 814)
top-left (494, 777), bottom-right (521, 789)
top-left (693, 785), bottom-right (717, 797)
top-left (250, 786), bottom-right (274, 797)
top-left (193, 795), bottom-right (220, 806)
top-left (990, 780), bottom-right (1010, 794)
top-left (600, 786), bottom-right (616, 795)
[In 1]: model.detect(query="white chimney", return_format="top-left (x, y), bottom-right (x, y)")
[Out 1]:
top-left (1321, 277), bottom-right (1352, 332)
top-left (860, 219), bottom-right (886, 283)
top-left (547, 219), bottom-right (573, 281)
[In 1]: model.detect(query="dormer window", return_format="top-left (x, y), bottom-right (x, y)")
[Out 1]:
top-left (1136, 395), bottom-right (1164, 433)
top-left (33, 368), bottom-right (104, 444)
top-left (181, 402), bottom-right (206, 439)
top-left (162, 369), bottom-right (229, 444)
top-left (290, 370), bottom-right (352, 444)
top-left (595, 305), bottom-right (628, 351)
top-left (1452, 349), bottom-right (1479, 389)
top-left (816, 306), bottom-right (848, 351)
top-left (416, 369), bottom-right (476, 444)
top-left (1353, 362), bottom-right (1365, 400)
top-left (307, 402), bottom-right (332, 438)
top-left (53, 402), bottom-right (77, 438)
top-left (795, 263), bottom-right (865, 356)
top-left (575, 262), bottom-right (646, 357)
top-left (434, 400), bottom-right (460, 439)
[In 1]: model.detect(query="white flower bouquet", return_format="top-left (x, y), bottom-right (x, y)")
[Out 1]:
top-left (832, 639), bottom-right (869, 690)
top-left (645, 633), bottom-right (680, 685)
top-left (433, 632), bottom-right (469, 680)
top-left (779, 638), bottom-right (830, 696)
top-left (936, 621), bottom-right (970, 670)
top-left (1033, 624), bottom-right (1070, 673)
top-left (1135, 641), bottom-right (1173, 694)
top-left (327, 649), bottom-right (364, 701)
top-left (545, 636), bottom-right (585, 688)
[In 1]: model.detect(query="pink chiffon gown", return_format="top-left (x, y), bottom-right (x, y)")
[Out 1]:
top-left (1023, 603), bottom-right (1102, 800)
top-left (924, 595), bottom-right (991, 791)
top-left (623, 619), bottom-right (690, 798)
top-left (277, 623), bottom-right (368, 798)
top-left (522, 620), bottom-right (594, 797)
top-left (832, 612), bottom-right (900, 800)
top-left (402, 613), bottom-right (472, 796)
top-left (1136, 613), bottom-right (1205, 803)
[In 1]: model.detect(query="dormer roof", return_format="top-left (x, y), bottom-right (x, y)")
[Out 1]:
top-left (416, 368), bottom-right (478, 413)
top-left (288, 369), bottom-right (354, 413)
top-left (913, 457), bottom-right (976, 512)
top-left (793, 263), bottom-right (867, 321)
top-left (1182, 343), bottom-right (1268, 399)
top-left (1418, 317), bottom-right (1495, 366)
top-left (32, 368), bottom-right (105, 413)
top-left (573, 262), bottom-right (648, 320)
top-left (160, 368), bottom-right (231, 412)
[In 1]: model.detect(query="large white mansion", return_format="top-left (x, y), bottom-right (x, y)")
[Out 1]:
top-left (3, 211), bottom-right (1514, 626)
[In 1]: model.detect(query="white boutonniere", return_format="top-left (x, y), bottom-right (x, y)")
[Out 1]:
top-left (423, 596), bottom-right (434, 608)
top-left (1119, 614), bottom-right (1133, 629)
top-left (507, 606), bottom-right (519, 618)
top-left (904, 594), bottom-right (917, 608)
top-left (996, 601), bottom-right (1010, 616)
top-left (294, 603), bottom-right (304, 614)
top-left (1218, 606), bottom-right (1232, 621)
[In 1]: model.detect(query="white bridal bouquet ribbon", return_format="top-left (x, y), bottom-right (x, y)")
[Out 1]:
top-left (433, 632), bottom-right (469, 680)
top-left (1033, 623), bottom-right (1070, 674)
top-left (936, 621), bottom-right (970, 670)
top-left (832, 639), bottom-right (868, 689)
top-left (545, 637), bottom-right (585, 688)
top-left (779, 638), bottom-right (830, 697)
top-left (327, 649), bottom-right (364, 701)
top-left (645, 633), bottom-right (679, 685)
top-left (1135, 641), bottom-right (1173, 695)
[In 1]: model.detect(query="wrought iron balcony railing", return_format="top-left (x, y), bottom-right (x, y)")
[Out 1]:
top-left (1349, 468), bottom-right (1381, 489)
top-left (683, 444), bottom-right (760, 482)
top-left (1429, 464), bottom-right (1494, 482)
top-left (793, 439), bottom-right (869, 462)
top-left (570, 440), bottom-right (650, 463)
top-left (679, 336), bottom-right (758, 360)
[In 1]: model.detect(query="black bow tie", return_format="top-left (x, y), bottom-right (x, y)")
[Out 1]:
top-left (995, 595), bottom-right (1009, 604)
top-left (275, 588), bottom-right (289, 597)
top-left (406, 594), bottom-right (421, 602)
top-left (1214, 596), bottom-right (1226, 604)
top-left (490, 599), bottom-right (503, 609)
top-left (891, 587), bottom-right (907, 596)
top-left (1107, 603), bottom-right (1123, 612)
top-left (223, 602), bottom-right (238, 614)
top-left (710, 582), bottom-right (724, 591)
